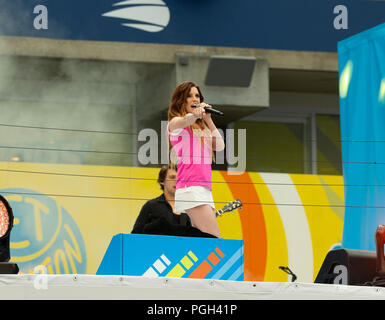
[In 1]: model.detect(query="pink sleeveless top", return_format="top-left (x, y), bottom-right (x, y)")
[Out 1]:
top-left (168, 126), bottom-right (212, 190)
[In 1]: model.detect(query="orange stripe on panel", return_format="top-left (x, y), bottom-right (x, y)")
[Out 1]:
top-left (220, 171), bottom-right (267, 281)
top-left (207, 252), bottom-right (220, 266)
top-left (188, 260), bottom-right (213, 279)
top-left (215, 247), bottom-right (225, 258)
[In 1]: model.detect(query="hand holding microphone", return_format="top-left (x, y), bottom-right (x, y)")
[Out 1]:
top-left (192, 103), bottom-right (224, 116)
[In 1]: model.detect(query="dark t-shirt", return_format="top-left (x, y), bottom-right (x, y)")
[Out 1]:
top-left (131, 194), bottom-right (191, 234)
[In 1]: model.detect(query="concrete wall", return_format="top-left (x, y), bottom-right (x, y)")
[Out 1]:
top-left (0, 37), bottom-right (338, 71)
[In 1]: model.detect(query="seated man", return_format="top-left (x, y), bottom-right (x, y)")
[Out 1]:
top-left (131, 165), bottom-right (216, 238)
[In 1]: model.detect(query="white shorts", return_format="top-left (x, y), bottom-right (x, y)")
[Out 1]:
top-left (175, 186), bottom-right (215, 213)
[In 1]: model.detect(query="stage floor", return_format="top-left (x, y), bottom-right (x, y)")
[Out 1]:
top-left (0, 274), bottom-right (385, 300)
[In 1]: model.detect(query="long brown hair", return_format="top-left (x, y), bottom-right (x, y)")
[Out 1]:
top-left (167, 81), bottom-right (214, 163)
top-left (168, 81), bottom-right (206, 131)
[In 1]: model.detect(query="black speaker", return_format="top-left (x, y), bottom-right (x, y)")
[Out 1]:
top-left (314, 248), bottom-right (377, 286)
top-left (0, 235), bottom-right (11, 262)
top-left (0, 194), bottom-right (14, 262)
top-left (0, 262), bottom-right (19, 274)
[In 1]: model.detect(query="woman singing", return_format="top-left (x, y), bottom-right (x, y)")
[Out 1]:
top-left (167, 81), bottom-right (225, 238)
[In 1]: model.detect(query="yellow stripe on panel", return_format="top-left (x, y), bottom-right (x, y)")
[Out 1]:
top-left (248, 172), bottom-right (288, 282)
top-left (318, 175), bottom-right (345, 211)
top-left (10, 240), bottom-right (30, 249)
top-left (188, 251), bottom-right (198, 262)
top-left (211, 171), bottom-right (243, 240)
top-left (166, 263), bottom-right (186, 278)
top-left (291, 174), bottom-right (344, 281)
top-left (316, 174), bottom-right (344, 238)
top-left (180, 256), bottom-right (194, 270)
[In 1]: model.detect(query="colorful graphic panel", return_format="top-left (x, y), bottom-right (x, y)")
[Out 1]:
top-left (0, 162), bottom-right (344, 282)
top-left (97, 233), bottom-right (244, 281)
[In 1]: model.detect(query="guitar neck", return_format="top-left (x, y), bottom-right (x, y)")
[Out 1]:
top-left (215, 200), bottom-right (242, 218)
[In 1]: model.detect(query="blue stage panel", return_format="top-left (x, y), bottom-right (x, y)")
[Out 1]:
top-left (97, 234), bottom-right (244, 281)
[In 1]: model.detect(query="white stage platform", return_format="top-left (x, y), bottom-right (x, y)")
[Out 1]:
top-left (1, 274), bottom-right (385, 300)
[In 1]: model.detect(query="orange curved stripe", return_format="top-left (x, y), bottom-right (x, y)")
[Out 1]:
top-left (220, 171), bottom-right (267, 281)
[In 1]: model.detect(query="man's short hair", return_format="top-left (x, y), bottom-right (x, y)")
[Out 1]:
top-left (157, 164), bottom-right (176, 190)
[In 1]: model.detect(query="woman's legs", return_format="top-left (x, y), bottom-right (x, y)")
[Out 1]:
top-left (186, 204), bottom-right (220, 238)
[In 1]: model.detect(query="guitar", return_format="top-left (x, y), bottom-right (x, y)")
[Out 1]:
top-left (215, 199), bottom-right (242, 217)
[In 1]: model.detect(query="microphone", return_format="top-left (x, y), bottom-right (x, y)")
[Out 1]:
top-left (192, 104), bottom-right (224, 116)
